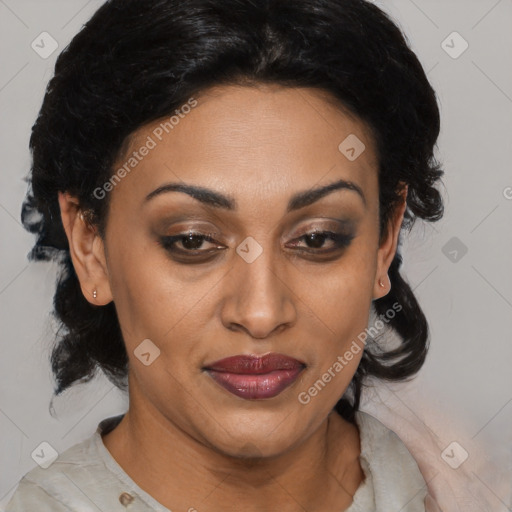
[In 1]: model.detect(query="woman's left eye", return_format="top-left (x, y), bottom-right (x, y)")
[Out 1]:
top-left (287, 230), bottom-right (355, 253)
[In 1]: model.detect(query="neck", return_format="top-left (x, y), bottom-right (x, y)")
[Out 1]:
top-left (102, 385), bottom-right (362, 511)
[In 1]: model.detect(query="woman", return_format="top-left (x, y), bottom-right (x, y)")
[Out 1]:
top-left (7, 0), bottom-right (444, 510)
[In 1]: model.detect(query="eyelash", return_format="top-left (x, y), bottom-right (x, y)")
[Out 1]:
top-left (158, 229), bottom-right (355, 261)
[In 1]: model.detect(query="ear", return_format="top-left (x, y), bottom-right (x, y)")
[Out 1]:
top-left (57, 192), bottom-right (113, 305)
top-left (372, 183), bottom-right (408, 300)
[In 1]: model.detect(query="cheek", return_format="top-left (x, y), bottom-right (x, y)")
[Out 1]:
top-left (296, 302), bottom-right (369, 412)
top-left (106, 240), bottom-right (220, 374)
top-left (296, 249), bottom-right (375, 398)
top-left (312, 246), bottom-right (375, 332)
top-left (107, 234), bottom-right (179, 327)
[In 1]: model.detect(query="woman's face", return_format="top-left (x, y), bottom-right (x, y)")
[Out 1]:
top-left (61, 84), bottom-right (404, 458)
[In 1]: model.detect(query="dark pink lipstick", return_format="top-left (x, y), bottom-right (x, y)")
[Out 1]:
top-left (204, 353), bottom-right (305, 400)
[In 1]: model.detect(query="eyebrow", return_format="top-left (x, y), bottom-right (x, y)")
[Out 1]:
top-left (144, 178), bottom-right (366, 212)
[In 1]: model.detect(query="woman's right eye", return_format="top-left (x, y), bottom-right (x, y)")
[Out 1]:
top-left (159, 232), bottom-right (225, 258)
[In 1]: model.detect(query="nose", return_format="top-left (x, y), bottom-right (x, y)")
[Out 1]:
top-left (220, 244), bottom-right (297, 339)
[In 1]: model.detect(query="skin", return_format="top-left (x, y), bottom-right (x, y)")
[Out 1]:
top-left (58, 83), bottom-right (407, 512)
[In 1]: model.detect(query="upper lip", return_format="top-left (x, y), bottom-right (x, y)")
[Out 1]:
top-left (204, 353), bottom-right (305, 374)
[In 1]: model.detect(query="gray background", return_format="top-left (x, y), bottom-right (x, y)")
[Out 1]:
top-left (0, 0), bottom-right (511, 510)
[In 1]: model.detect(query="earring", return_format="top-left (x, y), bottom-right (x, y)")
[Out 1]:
top-left (378, 278), bottom-right (386, 288)
top-left (92, 289), bottom-right (97, 299)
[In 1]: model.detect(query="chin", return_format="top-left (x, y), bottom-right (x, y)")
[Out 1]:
top-left (203, 416), bottom-right (302, 460)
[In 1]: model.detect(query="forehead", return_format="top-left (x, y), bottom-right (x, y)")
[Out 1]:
top-left (109, 84), bottom-right (379, 210)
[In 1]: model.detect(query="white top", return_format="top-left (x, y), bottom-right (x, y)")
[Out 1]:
top-left (5, 411), bottom-right (429, 511)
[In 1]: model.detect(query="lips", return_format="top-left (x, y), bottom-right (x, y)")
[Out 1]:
top-left (204, 353), bottom-right (305, 400)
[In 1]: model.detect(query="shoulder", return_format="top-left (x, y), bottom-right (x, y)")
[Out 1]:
top-left (352, 410), bottom-right (428, 511)
top-left (5, 434), bottom-right (113, 511)
top-left (4, 416), bottom-right (150, 512)
top-left (4, 477), bottom-right (71, 512)
top-left (355, 409), bottom-right (419, 464)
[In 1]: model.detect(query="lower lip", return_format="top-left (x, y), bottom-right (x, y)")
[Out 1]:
top-left (206, 367), bottom-right (304, 399)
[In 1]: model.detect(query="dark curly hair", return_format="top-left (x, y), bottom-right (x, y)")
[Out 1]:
top-left (22, 0), bottom-right (444, 422)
